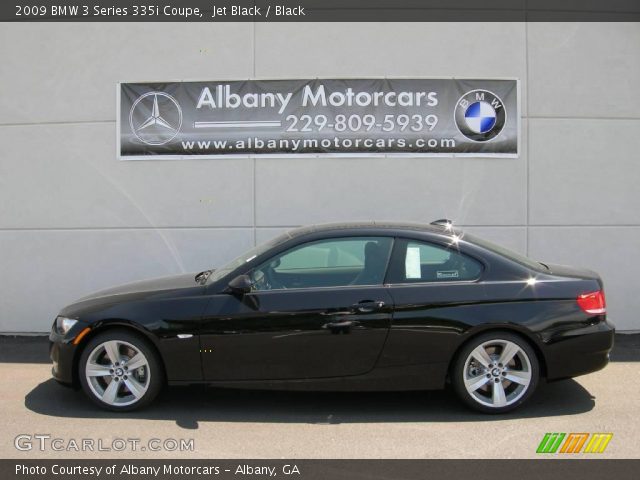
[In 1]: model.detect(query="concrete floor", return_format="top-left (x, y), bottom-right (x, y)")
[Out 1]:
top-left (1, 336), bottom-right (638, 459)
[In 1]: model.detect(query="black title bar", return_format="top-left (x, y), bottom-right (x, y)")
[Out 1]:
top-left (4, 460), bottom-right (640, 480)
top-left (3, 0), bottom-right (640, 22)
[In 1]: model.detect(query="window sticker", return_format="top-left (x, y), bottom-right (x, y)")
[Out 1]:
top-left (437, 270), bottom-right (459, 279)
top-left (405, 247), bottom-right (422, 279)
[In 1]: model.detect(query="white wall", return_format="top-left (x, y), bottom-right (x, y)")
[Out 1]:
top-left (0, 22), bottom-right (638, 332)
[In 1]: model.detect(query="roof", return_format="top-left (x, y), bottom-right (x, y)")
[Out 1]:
top-left (285, 221), bottom-right (457, 238)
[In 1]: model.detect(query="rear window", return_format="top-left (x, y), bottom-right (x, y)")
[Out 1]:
top-left (463, 233), bottom-right (546, 271)
top-left (388, 239), bottom-right (482, 283)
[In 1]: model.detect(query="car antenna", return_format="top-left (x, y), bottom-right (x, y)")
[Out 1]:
top-left (430, 218), bottom-right (454, 227)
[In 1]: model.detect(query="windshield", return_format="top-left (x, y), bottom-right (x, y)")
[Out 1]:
top-left (462, 233), bottom-right (546, 271)
top-left (206, 233), bottom-right (291, 284)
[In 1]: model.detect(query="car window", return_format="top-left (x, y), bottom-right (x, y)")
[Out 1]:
top-left (250, 237), bottom-right (393, 291)
top-left (462, 232), bottom-right (546, 271)
top-left (207, 232), bottom-right (291, 284)
top-left (391, 240), bottom-right (482, 283)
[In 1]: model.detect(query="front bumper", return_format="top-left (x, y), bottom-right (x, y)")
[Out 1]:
top-left (544, 319), bottom-right (615, 381)
top-left (49, 322), bottom-right (88, 387)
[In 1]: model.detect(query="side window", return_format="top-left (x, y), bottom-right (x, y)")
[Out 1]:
top-left (392, 240), bottom-right (482, 283)
top-left (274, 241), bottom-right (363, 271)
top-left (250, 237), bottom-right (393, 291)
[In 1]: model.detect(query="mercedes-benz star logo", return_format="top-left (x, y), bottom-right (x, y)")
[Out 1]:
top-left (454, 89), bottom-right (507, 142)
top-left (129, 91), bottom-right (182, 146)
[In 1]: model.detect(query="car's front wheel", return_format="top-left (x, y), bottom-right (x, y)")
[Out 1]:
top-left (78, 329), bottom-right (163, 411)
top-left (452, 332), bottom-right (539, 413)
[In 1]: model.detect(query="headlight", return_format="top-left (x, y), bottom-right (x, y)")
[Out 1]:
top-left (56, 316), bottom-right (78, 335)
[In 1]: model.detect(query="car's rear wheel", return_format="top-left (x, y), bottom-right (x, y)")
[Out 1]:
top-left (78, 329), bottom-right (163, 411)
top-left (452, 332), bottom-right (539, 413)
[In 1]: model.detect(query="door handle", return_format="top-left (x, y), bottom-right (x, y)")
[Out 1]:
top-left (325, 320), bottom-right (355, 329)
top-left (353, 300), bottom-right (386, 313)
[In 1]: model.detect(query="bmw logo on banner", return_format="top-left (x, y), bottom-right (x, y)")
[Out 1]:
top-left (455, 90), bottom-right (507, 142)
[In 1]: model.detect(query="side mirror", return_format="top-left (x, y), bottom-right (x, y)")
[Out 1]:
top-left (227, 274), bottom-right (254, 295)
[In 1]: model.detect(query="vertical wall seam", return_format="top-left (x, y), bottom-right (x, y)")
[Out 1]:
top-left (252, 21), bottom-right (256, 77)
top-left (252, 20), bottom-right (257, 245)
top-left (525, 20), bottom-right (531, 257)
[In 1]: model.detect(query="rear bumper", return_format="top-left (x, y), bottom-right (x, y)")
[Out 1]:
top-left (544, 319), bottom-right (615, 381)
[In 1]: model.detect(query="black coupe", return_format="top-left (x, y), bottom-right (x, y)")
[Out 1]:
top-left (49, 221), bottom-right (614, 413)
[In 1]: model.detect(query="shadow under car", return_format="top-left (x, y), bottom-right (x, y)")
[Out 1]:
top-left (24, 378), bottom-right (595, 429)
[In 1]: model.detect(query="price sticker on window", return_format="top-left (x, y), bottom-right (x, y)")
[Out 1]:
top-left (405, 247), bottom-right (422, 279)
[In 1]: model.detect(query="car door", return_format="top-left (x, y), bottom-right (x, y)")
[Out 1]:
top-left (380, 237), bottom-right (486, 368)
top-left (200, 236), bottom-right (395, 381)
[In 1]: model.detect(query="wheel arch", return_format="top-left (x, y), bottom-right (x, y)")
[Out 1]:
top-left (446, 325), bottom-right (548, 382)
top-left (71, 320), bottom-right (167, 388)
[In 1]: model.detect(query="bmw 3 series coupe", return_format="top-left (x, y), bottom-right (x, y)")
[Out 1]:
top-left (49, 221), bottom-right (614, 413)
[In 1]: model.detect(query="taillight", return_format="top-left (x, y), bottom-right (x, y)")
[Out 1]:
top-left (577, 290), bottom-right (606, 315)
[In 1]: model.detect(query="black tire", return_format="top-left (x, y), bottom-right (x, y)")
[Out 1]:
top-left (451, 331), bottom-right (539, 414)
top-left (78, 329), bottom-right (164, 411)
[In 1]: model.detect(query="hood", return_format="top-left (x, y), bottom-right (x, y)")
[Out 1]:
top-left (77, 272), bottom-right (201, 301)
top-left (59, 273), bottom-right (205, 318)
top-left (59, 272), bottom-right (205, 318)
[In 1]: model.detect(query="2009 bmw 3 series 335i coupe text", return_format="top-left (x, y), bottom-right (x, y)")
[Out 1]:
top-left (49, 221), bottom-right (614, 413)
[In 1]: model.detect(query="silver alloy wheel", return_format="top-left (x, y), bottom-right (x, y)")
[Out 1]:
top-left (85, 340), bottom-right (151, 407)
top-left (462, 339), bottom-right (532, 408)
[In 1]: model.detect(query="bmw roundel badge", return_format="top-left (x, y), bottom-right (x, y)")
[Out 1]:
top-left (455, 89), bottom-right (506, 142)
